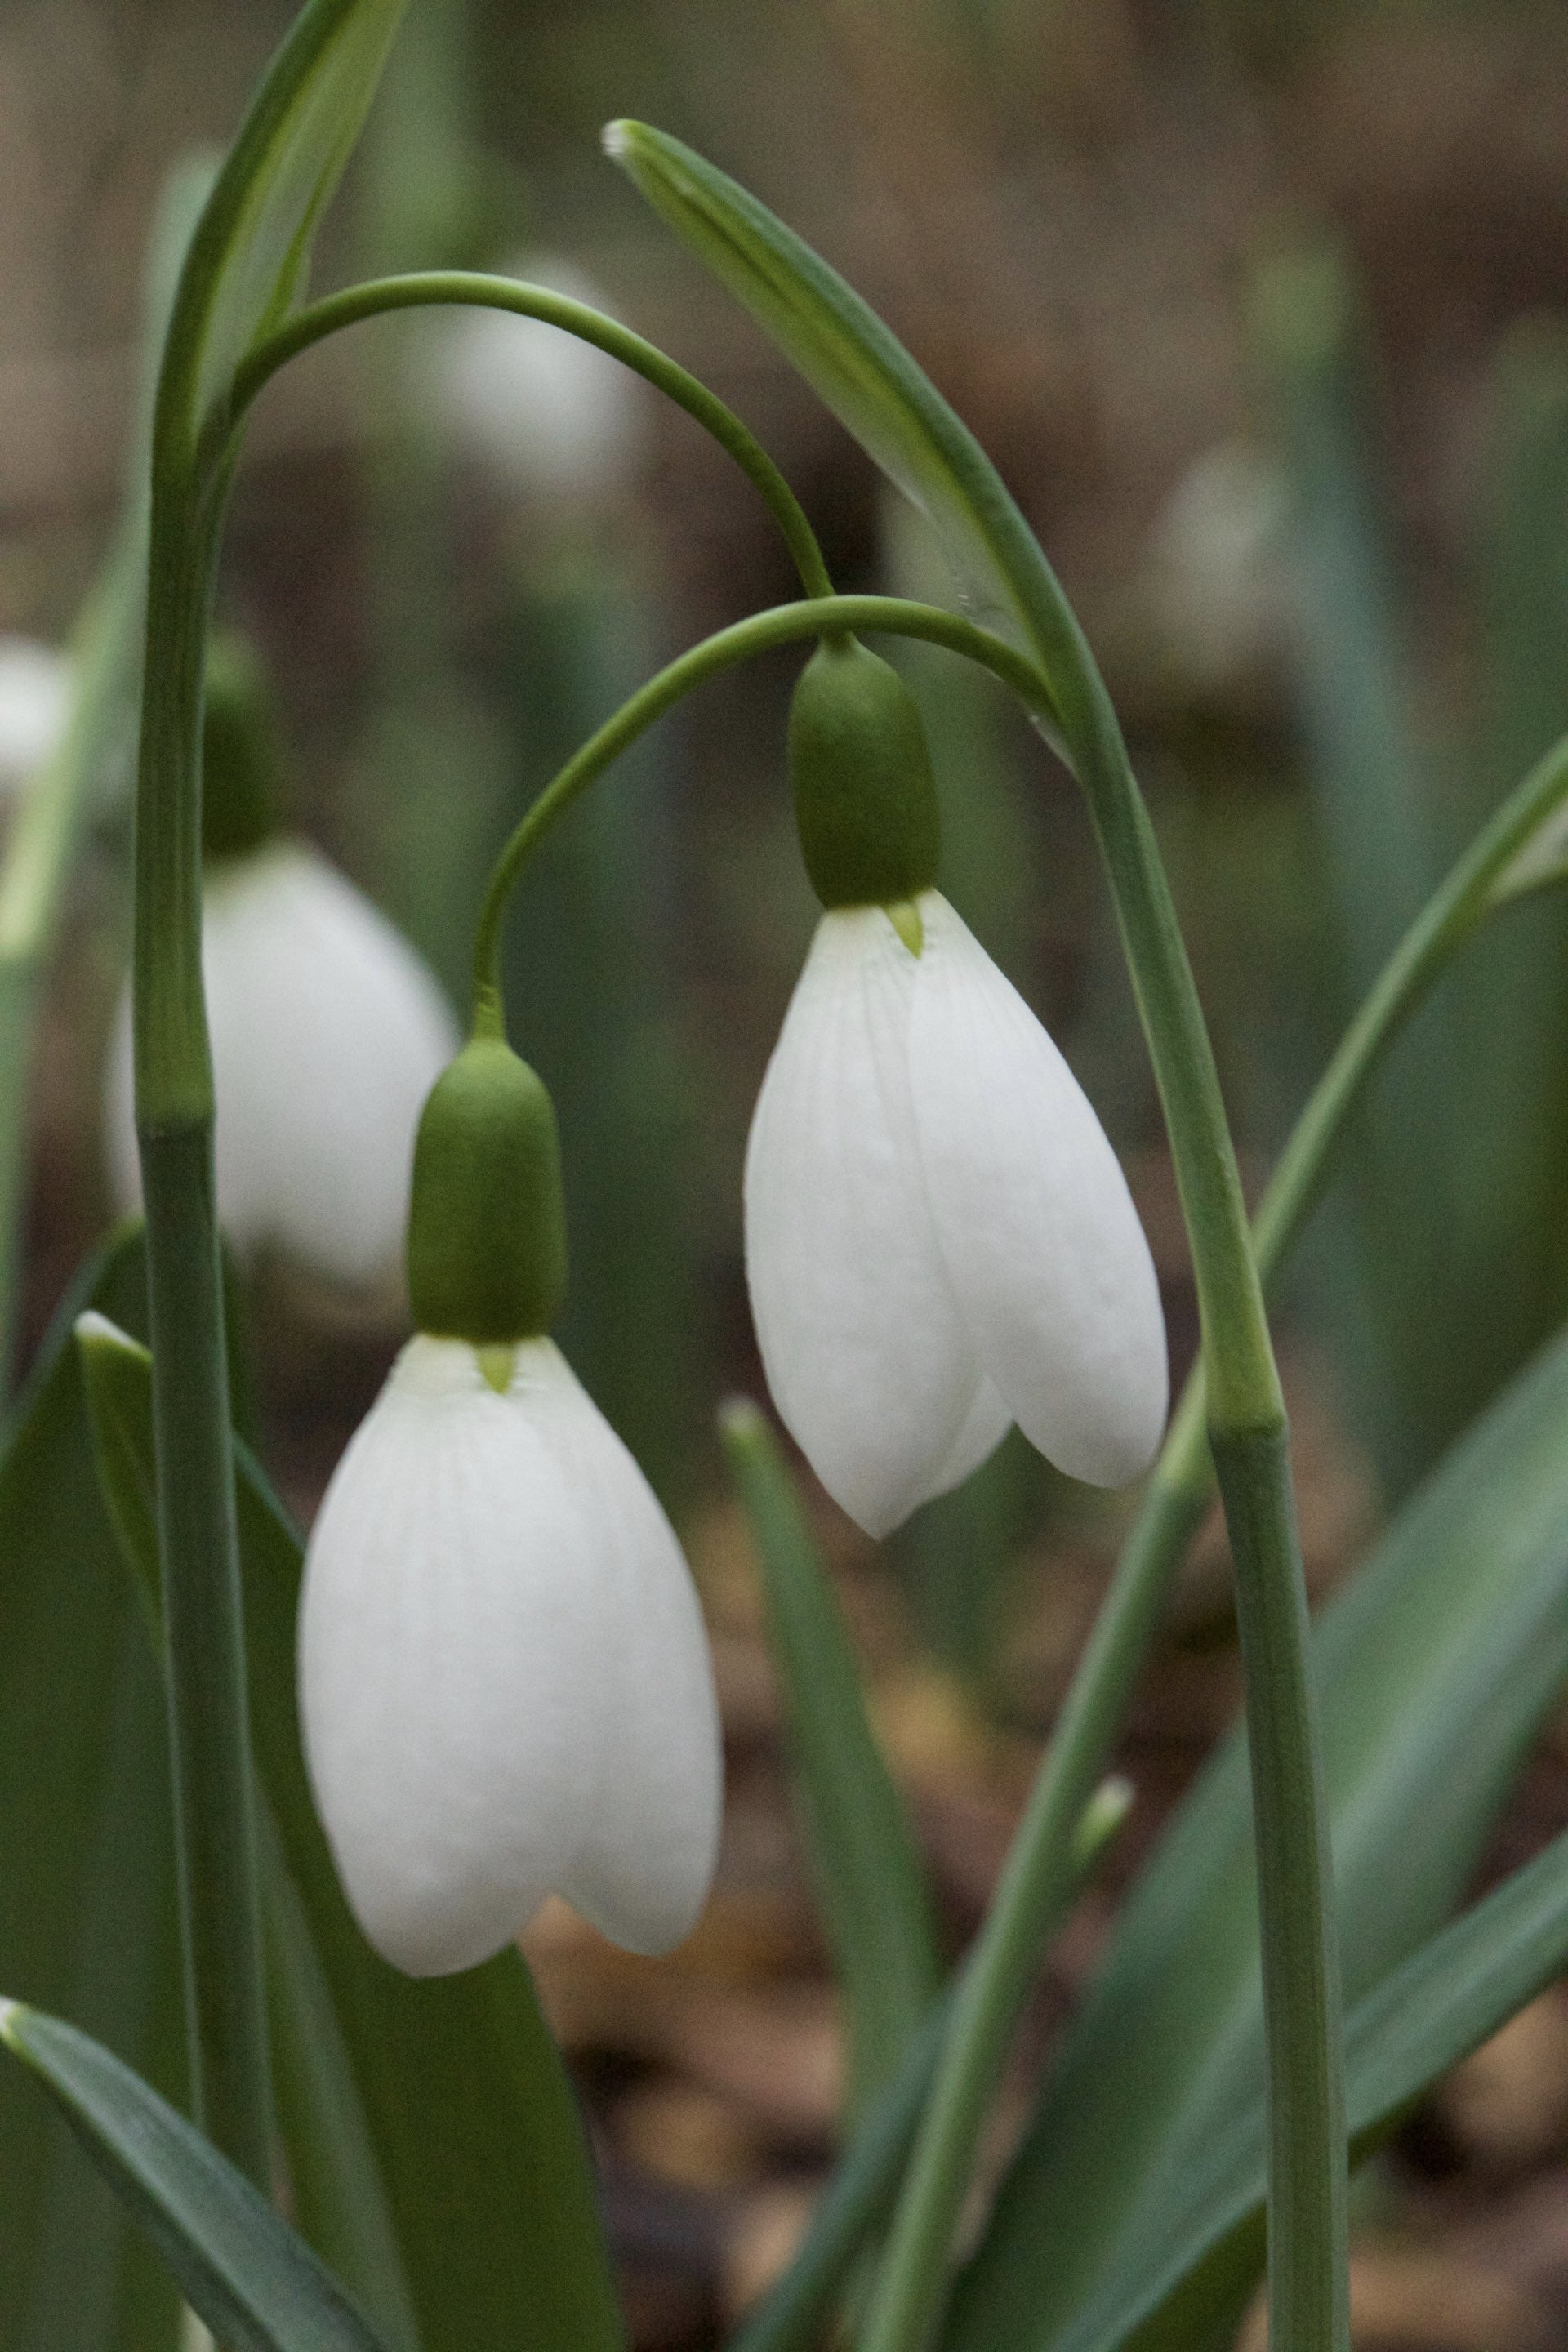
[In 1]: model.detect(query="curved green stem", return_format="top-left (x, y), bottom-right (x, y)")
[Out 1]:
top-left (230, 270), bottom-right (835, 602)
top-left (466, 594), bottom-right (1057, 1008)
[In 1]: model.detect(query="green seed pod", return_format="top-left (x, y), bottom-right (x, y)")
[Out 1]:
top-left (406, 1031), bottom-right (568, 1343)
top-left (201, 635), bottom-right (285, 862)
top-left (789, 635), bottom-right (941, 912)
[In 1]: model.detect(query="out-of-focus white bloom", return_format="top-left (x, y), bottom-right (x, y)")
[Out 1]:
top-left (745, 891), bottom-right (1168, 1538)
top-left (298, 1333), bottom-right (723, 1975)
top-left (432, 254), bottom-right (644, 499)
top-left (1145, 443), bottom-right (1290, 698)
top-left (0, 636), bottom-right (69, 795)
top-left (105, 841), bottom-right (459, 1287)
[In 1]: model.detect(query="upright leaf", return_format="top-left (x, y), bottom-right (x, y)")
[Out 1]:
top-left (167, 0), bottom-right (410, 441)
top-left (0, 2004), bottom-right (390, 2352)
top-left (78, 1317), bottom-right (625, 2352)
top-left (947, 1314), bottom-right (1568, 2352)
top-left (723, 1402), bottom-right (939, 2119)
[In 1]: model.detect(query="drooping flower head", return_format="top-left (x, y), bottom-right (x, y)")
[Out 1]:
top-left (104, 639), bottom-right (459, 1290)
top-left (298, 1018), bottom-right (723, 1976)
top-left (745, 635), bottom-right (1169, 1537)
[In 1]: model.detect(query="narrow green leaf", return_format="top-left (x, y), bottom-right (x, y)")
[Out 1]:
top-left (947, 1314), bottom-right (1568, 2352)
top-left (0, 2002), bottom-right (390, 2352)
top-left (78, 1315), bottom-right (626, 2352)
top-left (167, 0), bottom-right (409, 439)
top-left (1046, 1823), bottom-right (1568, 2352)
top-left (722, 1399), bottom-right (939, 2120)
top-left (0, 1226), bottom-right (184, 2350)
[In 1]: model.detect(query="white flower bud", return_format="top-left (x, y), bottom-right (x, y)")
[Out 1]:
top-left (744, 892), bottom-right (1168, 1536)
top-left (431, 254), bottom-right (644, 499)
top-left (104, 841), bottom-right (459, 1289)
top-left (0, 635), bottom-right (69, 796)
top-left (298, 1334), bottom-right (723, 1975)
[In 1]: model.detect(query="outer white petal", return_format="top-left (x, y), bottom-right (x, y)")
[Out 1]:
top-left (299, 1337), bottom-right (601, 1974)
top-left (507, 1343), bottom-right (722, 1955)
top-left (0, 636), bottom-right (68, 796)
top-left (743, 907), bottom-right (998, 1539)
top-left (430, 254), bottom-right (644, 498)
top-left (104, 842), bottom-right (459, 1285)
top-left (911, 1374), bottom-right (1013, 1513)
top-left (909, 893), bottom-right (1169, 1487)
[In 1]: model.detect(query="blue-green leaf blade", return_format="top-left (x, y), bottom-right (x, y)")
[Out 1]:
top-left (721, 1400), bottom-right (938, 2120)
top-left (0, 2002), bottom-right (390, 2352)
top-left (169, 0), bottom-right (408, 434)
top-left (947, 1315), bottom-right (1568, 2351)
top-left (1049, 1822), bottom-right (1568, 2352)
top-left (606, 122), bottom-right (1085, 743)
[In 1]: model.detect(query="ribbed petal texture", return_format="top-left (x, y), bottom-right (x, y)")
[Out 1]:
top-left (105, 841), bottom-right (459, 1286)
top-left (299, 1337), bottom-right (723, 1976)
top-left (744, 893), bottom-right (1168, 1533)
top-left (744, 906), bottom-right (993, 1537)
top-left (911, 893), bottom-right (1169, 1486)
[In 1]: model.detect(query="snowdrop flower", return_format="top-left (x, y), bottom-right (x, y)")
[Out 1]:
top-left (745, 636), bottom-right (1169, 1538)
top-left (0, 635), bottom-right (69, 796)
top-left (299, 1028), bottom-right (722, 1974)
top-left (104, 642), bottom-right (459, 1287)
top-left (432, 253), bottom-right (644, 500)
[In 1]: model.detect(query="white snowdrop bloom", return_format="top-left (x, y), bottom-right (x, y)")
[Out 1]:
top-left (298, 1333), bottom-right (723, 1975)
top-left (105, 841), bottom-right (459, 1286)
top-left (745, 890), bottom-right (1169, 1537)
top-left (0, 635), bottom-right (69, 795)
top-left (433, 253), bottom-right (644, 499)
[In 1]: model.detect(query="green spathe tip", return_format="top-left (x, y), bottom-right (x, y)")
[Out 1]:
top-left (789, 636), bottom-right (941, 915)
top-left (406, 1027), bottom-right (568, 1345)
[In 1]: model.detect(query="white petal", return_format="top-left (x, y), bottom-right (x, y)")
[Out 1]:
top-left (743, 908), bottom-right (989, 1539)
top-left (911, 1374), bottom-right (1012, 1512)
top-left (299, 1337), bottom-right (599, 1974)
top-left (105, 843), bottom-right (460, 1286)
top-left (909, 893), bottom-right (1169, 1486)
top-left (508, 1344), bottom-right (722, 1954)
top-left (298, 1338), bottom-right (721, 1975)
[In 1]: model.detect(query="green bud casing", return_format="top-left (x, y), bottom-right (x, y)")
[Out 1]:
top-left (407, 1033), bottom-right (568, 1343)
top-left (789, 635), bottom-right (941, 911)
top-left (201, 634), bottom-right (287, 862)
